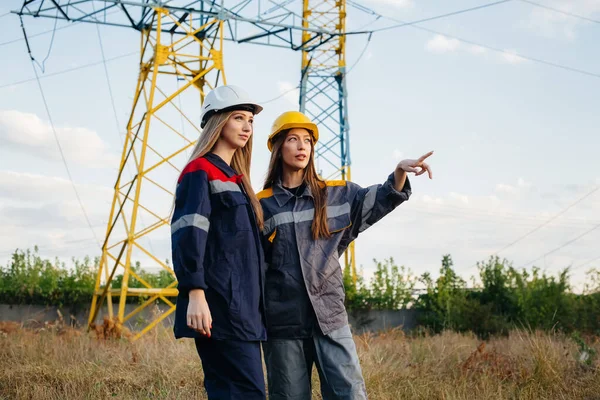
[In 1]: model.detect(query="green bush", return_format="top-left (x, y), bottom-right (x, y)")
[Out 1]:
top-left (413, 254), bottom-right (600, 338)
top-left (344, 257), bottom-right (415, 311)
top-left (0, 247), bottom-right (175, 308)
top-left (2, 247), bottom-right (599, 338)
top-left (0, 247), bottom-right (97, 308)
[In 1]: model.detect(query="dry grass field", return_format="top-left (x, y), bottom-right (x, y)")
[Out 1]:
top-left (1, 317), bottom-right (599, 399)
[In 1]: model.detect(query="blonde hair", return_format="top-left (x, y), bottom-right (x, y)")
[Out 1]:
top-left (182, 111), bottom-right (264, 229)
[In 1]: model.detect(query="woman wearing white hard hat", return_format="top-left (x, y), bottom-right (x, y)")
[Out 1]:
top-left (257, 110), bottom-right (433, 400)
top-left (170, 85), bottom-right (268, 399)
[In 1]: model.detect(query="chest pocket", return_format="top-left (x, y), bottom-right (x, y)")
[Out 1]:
top-left (213, 190), bottom-right (251, 232)
top-left (327, 212), bottom-right (351, 234)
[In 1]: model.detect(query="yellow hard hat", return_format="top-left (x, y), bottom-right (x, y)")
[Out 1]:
top-left (267, 111), bottom-right (319, 151)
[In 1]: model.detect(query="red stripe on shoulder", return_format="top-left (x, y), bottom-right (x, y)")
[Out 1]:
top-left (178, 157), bottom-right (223, 183)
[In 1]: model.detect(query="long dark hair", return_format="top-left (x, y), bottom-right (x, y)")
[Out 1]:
top-left (263, 130), bottom-right (329, 240)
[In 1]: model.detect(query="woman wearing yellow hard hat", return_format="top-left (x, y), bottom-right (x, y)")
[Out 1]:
top-left (258, 110), bottom-right (433, 400)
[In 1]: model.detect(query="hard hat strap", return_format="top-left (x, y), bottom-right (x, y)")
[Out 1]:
top-left (201, 104), bottom-right (258, 128)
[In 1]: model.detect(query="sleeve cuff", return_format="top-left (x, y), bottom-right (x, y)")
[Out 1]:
top-left (178, 271), bottom-right (208, 293)
top-left (384, 172), bottom-right (412, 203)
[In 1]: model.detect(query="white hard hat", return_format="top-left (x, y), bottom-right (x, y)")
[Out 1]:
top-left (200, 85), bottom-right (263, 128)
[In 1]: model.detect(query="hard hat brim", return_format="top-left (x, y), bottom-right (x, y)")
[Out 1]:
top-left (201, 102), bottom-right (264, 128)
top-left (267, 122), bottom-right (319, 151)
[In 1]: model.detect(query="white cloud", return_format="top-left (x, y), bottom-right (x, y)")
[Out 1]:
top-left (422, 194), bottom-right (444, 205)
top-left (496, 183), bottom-right (517, 194)
top-left (358, 181), bottom-right (600, 290)
top-left (277, 81), bottom-right (300, 106)
top-left (0, 170), bottom-right (110, 261)
top-left (393, 149), bottom-right (404, 160)
top-left (364, 0), bottom-right (413, 8)
top-left (426, 37), bottom-right (529, 67)
top-left (0, 170), bottom-right (171, 269)
top-left (501, 50), bottom-right (527, 65)
top-left (0, 170), bottom-right (114, 230)
top-left (425, 35), bottom-right (460, 53)
top-left (449, 192), bottom-right (469, 204)
top-left (517, 177), bottom-right (532, 189)
top-left (0, 110), bottom-right (119, 168)
top-left (0, 170), bottom-right (112, 206)
top-left (525, 0), bottom-right (600, 40)
top-left (496, 178), bottom-right (533, 195)
top-left (467, 45), bottom-right (487, 55)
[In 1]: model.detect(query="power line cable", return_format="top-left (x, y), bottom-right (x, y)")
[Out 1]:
top-left (20, 14), bottom-right (101, 248)
top-left (519, 0), bottom-right (600, 25)
top-left (456, 186), bottom-right (600, 273)
top-left (519, 222), bottom-right (600, 268)
top-left (347, 0), bottom-right (600, 79)
top-left (91, 0), bottom-right (157, 256)
top-left (572, 255), bottom-right (600, 272)
top-left (349, 0), bottom-right (513, 34)
top-left (33, 9), bottom-right (60, 73)
top-left (1, 8), bottom-right (122, 48)
top-left (1, 19), bottom-right (73, 48)
top-left (346, 32), bottom-right (373, 74)
top-left (259, 85), bottom-right (299, 105)
top-left (260, 39), bottom-right (372, 105)
top-left (347, 1), bottom-right (600, 271)
top-left (493, 186), bottom-right (600, 255)
top-left (0, 51), bottom-right (138, 90)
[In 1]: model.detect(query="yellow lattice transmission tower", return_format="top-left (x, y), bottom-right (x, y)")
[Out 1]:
top-left (87, 11), bottom-right (227, 340)
top-left (16, 0), bottom-right (362, 339)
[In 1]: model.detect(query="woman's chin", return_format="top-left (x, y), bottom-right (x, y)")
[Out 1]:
top-left (230, 138), bottom-right (249, 149)
top-left (286, 161), bottom-right (308, 171)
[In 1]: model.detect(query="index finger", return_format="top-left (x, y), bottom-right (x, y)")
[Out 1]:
top-left (418, 151), bottom-right (434, 162)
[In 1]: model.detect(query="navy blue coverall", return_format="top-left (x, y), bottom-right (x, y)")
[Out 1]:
top-left (171, 152), bottom-right (267, 400)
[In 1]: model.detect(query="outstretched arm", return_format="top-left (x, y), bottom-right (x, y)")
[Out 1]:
top-left (339, 151), bottom-right (434, 250)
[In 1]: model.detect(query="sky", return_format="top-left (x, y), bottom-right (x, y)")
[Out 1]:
top-left (0, 0), bottom-right (599, 292)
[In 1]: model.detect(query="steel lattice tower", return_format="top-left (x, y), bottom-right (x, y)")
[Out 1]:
top-left (16, 0), bottom-right (355, 339)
